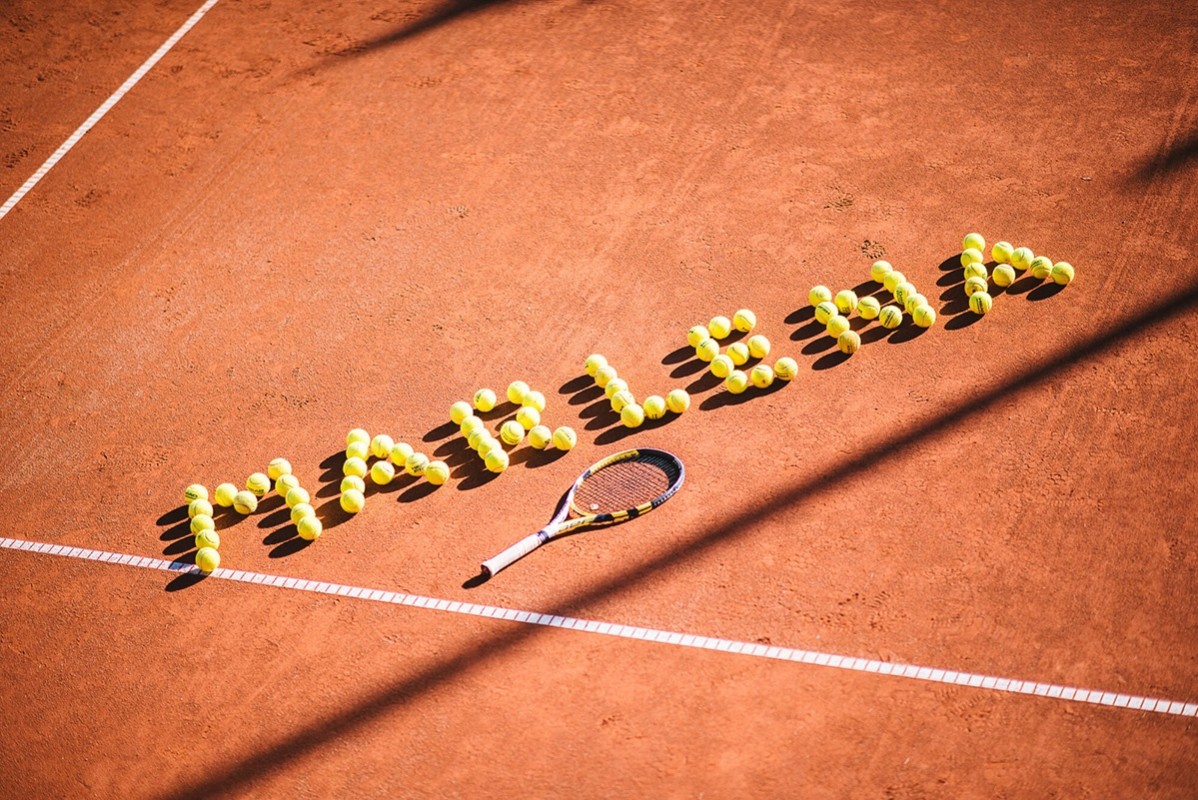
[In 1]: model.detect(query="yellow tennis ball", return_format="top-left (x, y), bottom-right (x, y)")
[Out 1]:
top-left (620, 403), bottom-right (645, 428)
top-left (747, 334), bottom-right (771, 359)
top-left (870, 261), bottom-right (893, 283)
top-left (604, 377), bottom-right (629, 399)
top-left (992, 264), bottom-right (1017, 287)
top-left (882, 270), bottom-right (907, 294)
top-left (584, 354), bottom-right (608, 377)
top-left (857, 296), bottom-right (881, 319)
top-left (460, 415), bottom-right (485, 438)
top-left (370, 434), bottom-right (394, 459)
top-left (195, 546), bottom-right (220, 573)
top-left (246, 472), bottom-right (271, 498)
top-left (643, 395), bottom-right (667, 419)
top-left (343, 456), bottom-right (368, 478)
top-left (195, 529), bottom-right (220, 551)
top-left (813, 301), bottom-right (838, 325)
top-left (286, 486), bottom-right (311, 509)
top-left (725, 370), bottom-right (749, 394)
top-left (727, 341), bottom-right (750, 366)
top-left (610, 390), bottom-right (635, 414)
top-left (707, 315), bottom-right (732, 339)
top-left (516, 406), bottom-right (541, 430)
top-left (485, 449), bottom-right (510, 473)
top-left (188, 498), bottom-right (213, 520)
top-left (963, 232), bottom-right (986, 252)
top-left (834, 290), bottom-right (858, 316)
top-left (893, 281), bottom-right (916, 307)
top-left (960, 247), bottom-right (984, 267)
top-left (732, 309), bottom-right (757, 332)
top-left (184, 483), bottom-right (209, 503)
top-left (370, 460), bottom-right (395, 485)
top-left (275, 474), bottom-right (300, 498)
top-left (528, 425), bottom-right (553, 449)
top-left (524, 390), bottom-right (546, 412)
top-left (405, 452), bottom-right (430, 477)
top-left (507, 380), bottom-right (530, 405)
top-left (340, 475), bottom-right (365, 494)
top-left (687, 325), bottom-right (712, 347)
top-left (695, 338), bottom-right (720, 363)
top-left (904, 293), bottom-right (928, 314)
top-left (809, 285), bottom-right (833, 306)
top-left (390, 441), bottom-right (415, 466)
top-left (473, 388), bottom-right (497, 412)
top-left (1051, 261), bottom-right (1075, 285)
top-left (774, 357), bottom-right (798, 381)
top-left (297, 516), bottom-right (322, 541)
top-left (190, 514), bottom-right (215, 535)
top-left (1029, 256), bottom-right (1054, 280)
top-left (710, 353), bottom-right (735, 378)
top-left (340, 489), bottom-right (365, 514)
top-left (290, 502), bottom-right (315, 526)
top-left (837, 330), bottom-right (861, 355)
top-left (267, 458), bottom-right (292, 481)
top-left (346, 428), bottom-right (370, 447)
top-left (991, 241), bottom-right (1014, 263)
top-left (466, 428), bottom-right (491, 451)
top-left (233, 490), bottom-right (258, 515)
top-left (552, 426), bottom-right (577, 451)
top-left (345, 440), bottom-right (369, 461)
top-left (750, 364), bottom-right (774, 388)
top-left (666, 389), bottom-right (690, 413)
top-left (425, 461), bottom-right (450, 485)
top-left (826, 314), bottom-right (851, 338)
top-left (969, 291), bottom-right (993, 315)
top-left (450, 401), bottom-right (473, 425)
top-left (963, 262), bottom-right (988, 281)
top-left (1010, 247), bottom-right (1034, 271)
top-left (964, 276), bottom-right (989, 297)
top-left (213, 483), bottom-right (238, 507)
top-left (878, 305), bottom-right (903, 329)
top-left (594, 364), bottom-right (618, 388)
top-left (477, 437), bottom-right (502, 459)
top-left (500, 420), bottom-right (525, 446)
top-left (912, 304), bottom-right (937, 328)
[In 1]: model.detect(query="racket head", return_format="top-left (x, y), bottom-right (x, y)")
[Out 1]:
top-left (567, 448), bottom-right (685, 524)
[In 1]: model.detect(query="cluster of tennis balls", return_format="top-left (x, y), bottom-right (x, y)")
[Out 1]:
top-left (341, 428), bottom-right (450, 512)
top-left (448, 381), bottom-right (576, 475)
top-left (961, 233), bottom-right (1076, 315)
top-left (584, 353), bottom-right (691, 426)
top-left (812, 261), bottom-right (936, 353)
top-left (688, 310), bottom-right (799, 393)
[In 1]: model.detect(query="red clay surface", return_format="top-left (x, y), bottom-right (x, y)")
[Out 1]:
top-left (2, 0), bottom-right (1197, 796)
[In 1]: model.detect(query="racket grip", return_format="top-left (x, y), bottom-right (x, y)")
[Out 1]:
top-left (481, 531), bottom-right (547, 577)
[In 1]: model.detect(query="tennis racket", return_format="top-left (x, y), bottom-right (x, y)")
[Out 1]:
top-left (480, 448), bottom-right (685, 577)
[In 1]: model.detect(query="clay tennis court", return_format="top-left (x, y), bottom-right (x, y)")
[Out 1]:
top-left (3, 0), bottom-right (1197, 796)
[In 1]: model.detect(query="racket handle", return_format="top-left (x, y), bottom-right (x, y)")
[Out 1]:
top-left (481, 530), bottom-right (549, 577)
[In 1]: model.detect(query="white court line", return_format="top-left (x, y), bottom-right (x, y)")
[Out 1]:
top-left (3, 535), bottom-right (1195, 719)
top-left (0, 0), bottom-right (220, 222)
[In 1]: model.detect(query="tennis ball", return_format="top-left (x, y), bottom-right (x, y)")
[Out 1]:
top-left (826, 314), bottom-right (851, 338)
top-left (188, 498), bottom-right (213, 520)
top-left (732, 309), bottom-right (757, 333)
top-left (1051, 261), bottom-right (1075, 285)
top-left (750, 364), bottom-right (775, 389)
top-left (450, 401), bottom-right (473, 425)
top-left (870, 260), bottom-right (893, 283)
top-left (214, 483), bottom-right (238, 508)
top-left (390, 441), bottom-right (415, 466)
top-left (960, 247), bottom-right (984, 267)
top-left (1010, 247), bottom-right (1034, 271)
top-left (405, 452), bottom-right (430, 477)
top-left (340, 475), bottom-right (365, 494)
top-left (500, 420), bottom-right (525, 446)
top-left (370, 434), bottom-right (394, 460)
top-left (992, 241), bottom-right (1014, 264)
top-left (346, 428), bottom-right (370, 447)
top-left (195, 529), bottom-right (220, 551)
top-left (725, 370), bottom-right (749, 394)
top-left (345, 440), bottom-right (369, 462)
top-left (553, 426), bottom-right (577, 451)
top-left (837, 330), bottom-right (861, 355)
top-left (184, 484), bottom-right (209, 503)
top-left (584, 353), bottom-right (608, 377)
top-left (485, 449), bottom-right (510, 473)
top-left (516, 405), bottom-right (541, 430)
top-left (466, 428), bottom-right (491, 451)
top-left (370, 460), bottom-right (395, 485)
top-left (610, 390), bottom-right (635, 414)
top-left (233, 490), bottom-right (258, 515)
top-left (297, 516), bottom-right (322, 542)
top-left (643, 395), bottom-right (667, 420)
top-left (275, 474), bottom-right (300, 498)
top-left (883, 270), bottom-right (907, 294)
top-left (594, 365), bottom-right (618, 388)
top-left (809, 285), bottom-right (833, 306)
top-left (727, 341), bottom-right (750, 366)
top-left (290, 502), bottom-right (315, 525)
top-left (747, 334), bottom-right (771, 359)
top-left (460, 415), bottom-right (485, 437)
top-left (620, 403), bottom-right (645, 428)
top-left (857, 296), bottom-right (881, 320)
top-left (425, 461), bottom-right (450, 485)
top-left (286, 486), bottom-right (310, 509)
top-left (834, 290), bottom-right (858, 316)
top-left (528, 425), bottom-right (553, 449)
top-left (340, 489), bottom-right (365, 514)
top-left (246, 473), bottom-right (271, 498)
top-left (190, 514), bottom-right (215, 535)
top-left (267, 458), bottom-right (292, 481)
top-left (963, 232), bottom-right (986, 252)
top-left (524, 390), bottom-right (546, 412)
top-left (964, 276), bottom-right (989, 298)
top-left (473, 388), bottom-right (497, 412)
top-left (878, 305), bottom-right (903, 329)
top-left (774, 357), bottom-right (798, 381)
top-left (708, 315), bottom-right (733, 339)
top-left (1029, 256), bottom-right (1054, 280)
top-left (695, 338), bottom-right (720, 363)
top-left (710, 353), bottom-right (735, 378)
top-left (904, 293), bottom-right (928, 314)
top-left (813, 300), bottom-right (839, 325)
top-left (477, 437), bottom-right (502, 459)
top-left (963, 262), bottom-right (988, 281)
top-left (992, 264), bottom-right (1017, 287)
top-left (604, 377), bottom-right (629, 399)
top-left (666, 389), bottom-right (691, 413)
top-left (195, 546), bottom-right (220, 573)
top-left (507, 380), bottom-right (530, 405)
top-left (343, 456), bottom-right (368, 478)
top-left (893, 281), bottom-right (916, 307)
top-left (912, 304), bottom-right (937, 328)
top-left (969, 291), bottom-right (994, 315)
top-left (687, 325), bottom-right (712, 347)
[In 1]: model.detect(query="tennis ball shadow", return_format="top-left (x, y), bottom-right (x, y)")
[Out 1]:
top-left (945, 312), bottom-right (983, 330)
top-left (888, 324), bottom-right (927, 345)
top-left (510, 446), bottom-right (567, 469)
top-left (560, 374), bottom-right (593, 393)
top-left (851, 280), bottom-right (876, 295)
top-left (698, 381), bottom-right (786, 410)
top-left (592, 413), bottom-right (676, 446)
top-left (157, 505), bottom-right (189, 526)
top-left (434, 437), bottom-right (472, 458)
top-left (316, 480), bottom-right (341, 499)
top-left (213, 506), bottom-right (243, 530)
top-left (398, 482), bottom-right (440, 503)
top-left (316, 498), bottom-right (354, 529)
top-left (1005, 276), bottom-right (1041, 296)
top-left (937, 271), bottom-right (964, 288)
top-left (812, 350), bottom-right (852, 370)
top-left (258, 504), bottom-right (292, 529)
top-left (159, 519), bottom-right (192, 542)
top-left (788, 319), bottom-right (825, 342)
top-left (860, 326), bottom-right (893, 345)
top-left (579, 396), bottom-right (616, 420)
top-left (568, 384), bottom-right (604, 406)
top-left (163, 536), bottom-right (196, 556)
top-left (938, 255), bottom-right (961, 272)
top-left (941, 298), bottom-right (971, 316)
top-left (584, 408), bottom-right (621, 431)
top-left (801, 336), bottom-right (837, 356)
top-left (270, 537), bottom-right (312, 559)
top-left (685, 370), bottom-right (723, 394)
top-left (783, 305), bottom-right (814, 325)
top-left (669, 358), bottom-right (707, 379)
top-left (477, 401), bottom-right (518, 421)
top-left (319, 451), bottom-right (343, 470)
top-left (457, 468), bottom-right (501, 491)
top-left (940, 282), bottom-right (967, 302)
top-left (1028, 282), bottom-right (1066, 301)
top-left (661, 345), bottom-right (693, 365)
top-left (366, 473), bottom-right (418, 496)
top-left (422, 421), bottom-right (460, 443)
top-left (165, 570), bottom-right (206, 592)
top-left (263, 523), bottom-right (297, 546)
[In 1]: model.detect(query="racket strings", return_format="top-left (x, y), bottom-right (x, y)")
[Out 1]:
top-left (574, 455), bottom-right (680, 515)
